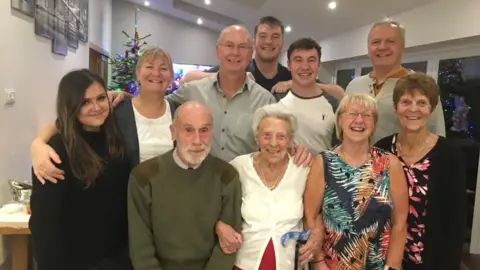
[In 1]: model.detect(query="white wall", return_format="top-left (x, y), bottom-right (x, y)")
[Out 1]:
top-left (319, 0), bottom-right (480, 62)
top-left (332, 38), bottom-right (480, 82)
top-left (112, 1), bottom-right (219, 66)
top-left (0, 0), bottom-right (112, 204)
top-left (0, 1), bottom-right (112, 267)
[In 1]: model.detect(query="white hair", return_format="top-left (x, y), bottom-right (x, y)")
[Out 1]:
top-left (252, 104), bottom-right (298, 138)
top-left (369, 18), bottom-right (406, 44)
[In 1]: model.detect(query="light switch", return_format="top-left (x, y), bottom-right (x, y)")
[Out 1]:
top-left (4, 88), bottom-right (16, 105)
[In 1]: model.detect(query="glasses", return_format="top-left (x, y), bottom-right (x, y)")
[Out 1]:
top-left (218, 43), bottom-right (252, 52)
top-left (344, 111), bottom-right (373, 120)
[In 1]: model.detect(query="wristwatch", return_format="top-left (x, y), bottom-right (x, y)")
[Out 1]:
top-left (384, 266), bottom-right (398, 270)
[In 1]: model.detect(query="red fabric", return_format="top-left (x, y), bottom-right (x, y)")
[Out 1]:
top-left (233, 239), bottom-right (276, 270)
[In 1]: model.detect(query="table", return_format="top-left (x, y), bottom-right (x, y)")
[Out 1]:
top-left (0, 213), bottom-right (30, 270)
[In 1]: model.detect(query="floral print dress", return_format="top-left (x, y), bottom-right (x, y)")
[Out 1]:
top-left (321, 147), bottom-right (393, 270)
top-left (388, 134), bottom-right (434, 265)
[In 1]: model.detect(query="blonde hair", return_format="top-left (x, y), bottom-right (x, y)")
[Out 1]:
top-left (335, 93), bottom-right (378, 140)
top-left (136, 47), bottom-right (174, 78)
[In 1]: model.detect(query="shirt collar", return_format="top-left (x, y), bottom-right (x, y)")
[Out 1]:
top-left (172, 148), bottom-right (200, 170)
top-left (211, 71), bottom-right (255, 94)
top-left (369, 67), bottom-right (410, 82)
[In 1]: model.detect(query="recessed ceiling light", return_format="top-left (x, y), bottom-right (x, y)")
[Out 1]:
top-left (328, 1), bottom-right (337, 9)
top-left (285, 26), bottom-right (292, 33)
top-left (197, 18), bottom-right (203, 25)
top-left (204, 0), bottom-right (211, 5)
top-left (144, 1), bottom-right (150, 6)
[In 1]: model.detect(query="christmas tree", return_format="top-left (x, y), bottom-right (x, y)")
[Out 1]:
top-left (108, 28), bottom-right (151, 95)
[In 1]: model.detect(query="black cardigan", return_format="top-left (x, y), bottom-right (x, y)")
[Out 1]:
top-left (375, 135), bottom-right (466, 270)
top-left (114, 98), bottom-right (178, 169)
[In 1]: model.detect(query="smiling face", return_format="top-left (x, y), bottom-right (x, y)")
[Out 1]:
top-left (395, 90), bottom-right (433, 132)
top-left (288, 48), bottom-right (319, 89)
top-left (255, 116), bottom-right (292, 165)
top-left (136, 54), bottom-right (173, 94)
top-left (77, 82), bottom-right (110, 130)
top-left (216, 26), bottom-right (253, 73)
top-left (338, 100), bottom-right (377, 143)
top-left (253, 23), bottom-right (283, 63)
top-left (368, 23), bottom-right (404, 69)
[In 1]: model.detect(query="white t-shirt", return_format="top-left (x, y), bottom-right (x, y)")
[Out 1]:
top-left (229, 154), bottom-right (309, 270)
top-left (133, 102), bottom-right (174, 162)
top-left (274, 91), bottom-right (336, 155)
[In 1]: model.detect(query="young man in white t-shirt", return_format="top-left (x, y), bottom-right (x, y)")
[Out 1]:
top-left (260, 38), bottom-right (337, 155)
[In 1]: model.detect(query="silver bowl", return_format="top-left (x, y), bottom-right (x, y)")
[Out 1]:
top-left (9, 180), bottom-right (32, 204)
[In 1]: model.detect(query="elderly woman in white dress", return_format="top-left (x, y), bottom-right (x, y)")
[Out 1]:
top-left (218, 106), bottom-right (321, 270)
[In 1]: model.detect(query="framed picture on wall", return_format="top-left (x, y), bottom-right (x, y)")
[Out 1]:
top-left (34, 0), bottom-right (55, 39)
top-left (66, 0), bottom-right (79, 49)
top-left (52, 0), bottom-right (68, 56)
top-left (11, 0), bottom-right (35, 17)
top-left (78, 0), bottom-right (88, 43)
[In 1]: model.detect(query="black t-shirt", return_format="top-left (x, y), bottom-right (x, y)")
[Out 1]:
top-left (251, 60), bottom-right (291, 91)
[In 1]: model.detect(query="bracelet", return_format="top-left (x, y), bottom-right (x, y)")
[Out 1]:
top-left (310, 258), bottom-right (325, 264)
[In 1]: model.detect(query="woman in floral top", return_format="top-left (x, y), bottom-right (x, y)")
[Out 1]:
top-left (376, 73), bottom-right (466, 270)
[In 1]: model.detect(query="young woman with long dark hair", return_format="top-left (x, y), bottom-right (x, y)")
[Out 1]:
top-left (29, 69), bottom-right (132, 270)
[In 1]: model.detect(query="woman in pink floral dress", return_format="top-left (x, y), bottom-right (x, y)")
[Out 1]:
top-left (375, 73), bottom-right (466, 270)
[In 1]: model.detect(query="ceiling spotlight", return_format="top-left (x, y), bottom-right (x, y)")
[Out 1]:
top-left (144, 1), bottom-right (150, 6)
top-left (197, 18), bottom-right (203, 25)
top-left (204, 0), bottom-right (211, 5)
top-left (328, 1), bottom-right (337, 9)
top-left (285, 26), bottom-right (292, 33)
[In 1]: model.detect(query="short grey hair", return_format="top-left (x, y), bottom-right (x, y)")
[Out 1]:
top-left (252, 104), bottom-right (298, 138)
top-left (335, 93), bottom-right (378, 141)
top-left (368, 18), bottom-right (406, 44)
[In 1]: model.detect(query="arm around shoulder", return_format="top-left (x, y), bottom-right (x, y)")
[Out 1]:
top-left (127, 173), bottom-right (162, 270)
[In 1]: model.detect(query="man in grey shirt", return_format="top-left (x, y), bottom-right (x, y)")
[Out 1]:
top-left (167, 25), bottom-right (277, 161)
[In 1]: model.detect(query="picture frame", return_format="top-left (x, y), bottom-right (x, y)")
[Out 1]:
top-left (78, 0), bottom-right (88, 43)
top-left (11, 0), bottom-right (35, 17)
top-left (34, 0), bottom-right (55, 39)
top-left (66, 0), bottom-right (79, 49)
top-left (52, 0), bottom-right (68, 56)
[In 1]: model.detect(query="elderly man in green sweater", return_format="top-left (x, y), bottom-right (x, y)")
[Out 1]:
top-left (127, 101), bottom-right (242, 270)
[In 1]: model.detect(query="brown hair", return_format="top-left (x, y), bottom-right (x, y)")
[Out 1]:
top-left (287, 38), bottom-right (322, 61)
top-left (56, 69), bottom-right (124, 187)
top-left (254, 16), bottom-right (285, 37)
top-left (393, 73), bottom-right (439, 111)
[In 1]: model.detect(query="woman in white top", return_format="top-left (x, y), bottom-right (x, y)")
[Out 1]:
top-left (30, 47), bottom-right (177, 181)
top-left (229, 106), bottom-right (321, 270)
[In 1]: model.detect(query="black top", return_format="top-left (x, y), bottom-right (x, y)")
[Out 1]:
top-left (375, 134), bottom-right (466, 270)
top-left (29, 130), bottom-right (132, 270)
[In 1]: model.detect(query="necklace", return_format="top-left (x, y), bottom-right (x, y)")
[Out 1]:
top-left (254, 154), bottom-right (288, 190)
top-left (396, 133), bottom-right (431, 155)
top-left (339, 145), bottom-right (370, 168)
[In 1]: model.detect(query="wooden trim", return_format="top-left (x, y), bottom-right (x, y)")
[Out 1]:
top-left (89, 42), bottom-right (110, 57)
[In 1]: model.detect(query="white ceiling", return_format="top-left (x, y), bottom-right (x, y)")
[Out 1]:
top-left (123, 0), bottom-right (440, 45)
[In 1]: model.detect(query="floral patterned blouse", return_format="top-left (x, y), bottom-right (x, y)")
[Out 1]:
top-left (384, 134), bottom-right (438, 265)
